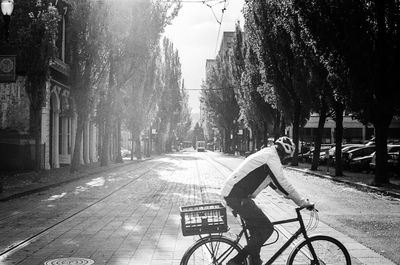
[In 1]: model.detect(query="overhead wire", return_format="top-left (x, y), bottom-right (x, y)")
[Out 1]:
top-left (159, 0), bottom-right (229, 56)
top-left (160, 0), bottom-right (231, 93)
top-left (158, 0), bottom-right (217, 3)
top-left (158, 0), bottom-right (222, 4)
top-left (183, 88), bottom-right (230, 91)
top-left (213, 0), bottom-right (228, 55)
top-left (203, 0), bottom-right (226, 24)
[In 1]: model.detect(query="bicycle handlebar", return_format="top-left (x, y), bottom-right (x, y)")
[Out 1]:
top-left (296, 205), bottom-right (318, 212)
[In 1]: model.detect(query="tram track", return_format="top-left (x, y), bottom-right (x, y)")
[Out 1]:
top-left (0, 160), bottom-right (169, 258)
top-left (0, 160), bottom-right (151, 223)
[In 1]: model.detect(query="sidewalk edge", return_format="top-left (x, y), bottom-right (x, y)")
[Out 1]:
top-left (0, 159), bottom-right (150, 202)
top-left (286, 166), bottom-right (400, 199)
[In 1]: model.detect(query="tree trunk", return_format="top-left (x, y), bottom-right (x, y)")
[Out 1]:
top-left (70, 114), bottom-right (85, 173)
top-left (100, 110), bottom-right (111, 166)
top-left (135, 136), bottom-right (142, 160)
top-left (147, 127), bottom-right (151, 157)
top-left (115, 117), bottom-right (123, 163)
top-left (263, 123), bottom-right (269, 146)
top-left (83, 121), bottom-right (89, 165)
top-left (98, 119), bottom-right (104, 160)
top-left (291, 103), bottom-right (301, 166)
top-left (254, 129), bottom-right (261, 150)
top-left (279, 113), bottom-right (286, 136)
top-left (311, 97), bottom-right (327, 170)
top-left (373, 0), bottom-right (391, 185)
top-left (251, 125), bottom-right (256, 151)
top-left (334, 103), bottom-right (344, 176)
top-left (130, 130), bottom-right (135, 160)
top-left (223, 128), bottom-right (232, 153)
top-left (165, 133), bottom-right (172, 153)
top-left (100, 52), bottom-right (115, 166)
top-left (373, 115), bottom-right (392, 185)
top-left (229, 128), bottom-right (234, 153)
top-left (33, 108), bottom-right (42, 172)
top-left (157, 134), bottom-right (162, 154)
top-left (273, 110), bottom-right (281, 140)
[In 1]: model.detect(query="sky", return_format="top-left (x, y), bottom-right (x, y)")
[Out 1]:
top-left (164, 0), bottom-right (245, 115)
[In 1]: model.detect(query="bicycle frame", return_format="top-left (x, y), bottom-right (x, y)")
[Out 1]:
top-left (233, 208), bottom-right (318, 265)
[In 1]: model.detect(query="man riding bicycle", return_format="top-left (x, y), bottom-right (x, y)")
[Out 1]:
top-left (221, 136), bottom-right (314, 265)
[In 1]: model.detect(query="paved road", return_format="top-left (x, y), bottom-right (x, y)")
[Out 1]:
top-left (0, 150), bottom-right (398, 264)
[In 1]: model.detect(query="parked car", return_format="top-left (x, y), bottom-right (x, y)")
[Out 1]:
top-left (343, 146), bottom-right (376, 168)
top-left (121, 148), bottom-right (131, 158)
top-left (299, 145), bottom-right (332, 163)
top-left (364, 137), bottom-right (375, 146)
top-left (348, 151), bottom-right (375, 171)
top-left (298, 150), bottom-right (312, 163)
top-left (318, 145), bottom-right (334, 164)
top-left (370, 145), bottom-right (400, 173)
top-left (331, 144), bottom-right (364, 162)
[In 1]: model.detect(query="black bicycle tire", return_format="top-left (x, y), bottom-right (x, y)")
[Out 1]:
top-left (180, 235), bottom-right (248, 265)
top-left (287, 235), bottom-right (351, 265)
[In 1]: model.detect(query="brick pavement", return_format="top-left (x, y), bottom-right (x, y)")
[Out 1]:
top-left (0, 153), bottom-right (397, 264)
top-left (0, 159), bottom-right (149, 202)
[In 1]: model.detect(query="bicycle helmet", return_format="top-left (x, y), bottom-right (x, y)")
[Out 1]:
top-left (275, 136), bottom-right (296, 157)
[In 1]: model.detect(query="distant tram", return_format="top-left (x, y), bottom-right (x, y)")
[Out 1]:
top-left (196, 141), bottom-right (206, 152)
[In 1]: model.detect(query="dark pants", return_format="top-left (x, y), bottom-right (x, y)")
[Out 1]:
top-left (225, 197), bottom-right (274, 258)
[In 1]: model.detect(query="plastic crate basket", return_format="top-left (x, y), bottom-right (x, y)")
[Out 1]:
top-left (180, 203), bottom-right (228, 236)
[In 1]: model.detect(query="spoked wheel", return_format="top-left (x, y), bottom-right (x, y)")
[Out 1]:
top-left (287, 235), bottom-right (351, 265)
top-left (181, 236), bottom-right (248, 265)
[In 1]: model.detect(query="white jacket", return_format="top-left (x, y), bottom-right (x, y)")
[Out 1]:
top-left (221, 146), bottom-right (307, 206)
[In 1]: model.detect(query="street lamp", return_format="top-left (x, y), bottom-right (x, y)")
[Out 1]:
top-left (1, 0), bottom-right (14, 42)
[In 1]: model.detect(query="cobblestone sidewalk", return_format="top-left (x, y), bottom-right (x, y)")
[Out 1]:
top-left (0, 159), bottom-right (141, 201)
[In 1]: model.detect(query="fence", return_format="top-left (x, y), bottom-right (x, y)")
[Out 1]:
top-left (0, 143), bottom-right (45, 171)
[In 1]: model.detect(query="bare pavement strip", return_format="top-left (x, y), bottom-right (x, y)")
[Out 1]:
top-left (0, 152), bottom-right (399, 264)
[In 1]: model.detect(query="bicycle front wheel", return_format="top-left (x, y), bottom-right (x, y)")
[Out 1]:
top-left (287, 235), bottom-right (351, 265)
top-left (181, 235), bottom-right (248, 265)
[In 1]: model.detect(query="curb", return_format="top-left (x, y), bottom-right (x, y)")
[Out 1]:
top-left (287, 166), bottom-right (400, 199)
top-left (0, 158), bottom-right (152, 202)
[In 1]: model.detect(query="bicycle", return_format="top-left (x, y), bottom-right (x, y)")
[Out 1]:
top-left (179, 202), bottom-right (351, 265)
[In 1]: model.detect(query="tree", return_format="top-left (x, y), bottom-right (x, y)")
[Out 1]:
top-left (68, 0), bottom-right (108, 172)
top-left (294, 0), bottom-right (400, 184)
top-left (12, 0), bottom-right (60, 171)
top-left (201, 52), bottom-right (240, 153)
top-left (192, 122), bottom-right (205, 147)
top-left (233, 22), bottom-right (277, 149)
top-left (116, 1), bottom-right (180, 159)
top-left (156, 38), bottom-right (183, 153)
top-left (244, 0), bottom-right (314, 164)
top-left (176, 81), bottom-right (192, 145)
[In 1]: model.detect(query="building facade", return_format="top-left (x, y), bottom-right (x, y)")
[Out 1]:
top-left (288, 113), bottom-right (400, 145)
top-left (0, 2), bottom-right (98, 171)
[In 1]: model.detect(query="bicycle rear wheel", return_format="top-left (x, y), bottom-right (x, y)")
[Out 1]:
top-left (181, 235), bottom-right (248, 265)
top-left (287, 235), bottom-right (351, 265)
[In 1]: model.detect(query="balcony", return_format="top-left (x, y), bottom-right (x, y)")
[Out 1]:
top-left (50, 57), bottom-right (70, 77)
